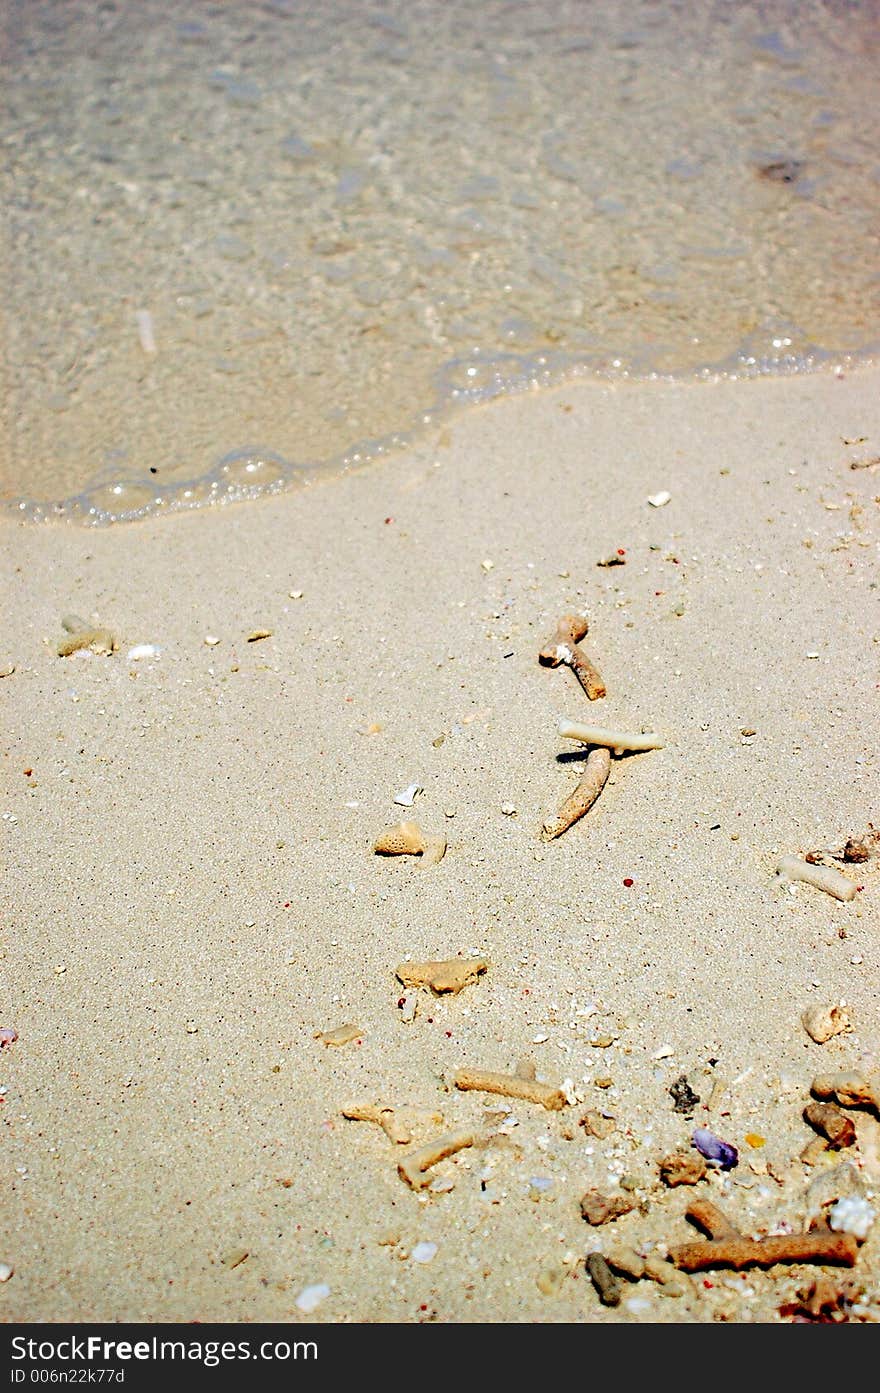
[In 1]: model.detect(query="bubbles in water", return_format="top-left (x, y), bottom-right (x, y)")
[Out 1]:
top-left (2, 0), bottom-right (879, 525)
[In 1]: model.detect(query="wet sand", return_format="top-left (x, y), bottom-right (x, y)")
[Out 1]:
top-left (1, 367), bottom-right (879, 1323)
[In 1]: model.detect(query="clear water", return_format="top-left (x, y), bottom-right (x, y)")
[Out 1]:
top-left (2, 0), bottom-right (878, 523)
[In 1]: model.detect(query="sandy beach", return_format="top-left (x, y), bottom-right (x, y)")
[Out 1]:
top-left (1, 366), bottom-right (879, 1324)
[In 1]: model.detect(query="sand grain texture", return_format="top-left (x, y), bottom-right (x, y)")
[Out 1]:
top-left (1, 370), bottom-right (879, 1323)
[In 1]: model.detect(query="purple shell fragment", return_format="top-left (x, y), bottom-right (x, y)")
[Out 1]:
top-left (692, 1126), bottom-right (738, 1170)
top-left (0, 1027), bottom-right (18, 1050)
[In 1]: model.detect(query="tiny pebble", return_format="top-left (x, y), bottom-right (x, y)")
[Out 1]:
top-left (184, 1020), bottom-right (198, 1034)
top-left (247, 629), bottom-right (273, 642)
top-left (481, 559), bottom-right (494, 571)
top-left (411, 1241), bottom-right (438, 1264)
top-left (647, 490), bottom-right (671, 507)
top-left (0, 665), bottom-right (15, 678)
top-left (289, 590), bottom-right (304, 599)
top-left (295, 1283), bottom-right (330, 1314)
top-left (0, 1263), bottom-right (13, 1283)
top-left (126, 644), bottom-right (160, 662)
top-left (500, 802), bottom-right (517, 816)
top-left (204, 635), bottom-right (221, 646)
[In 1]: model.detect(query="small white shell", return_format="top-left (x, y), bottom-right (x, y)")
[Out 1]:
top-left (393, 781), bottom-right (422, 807)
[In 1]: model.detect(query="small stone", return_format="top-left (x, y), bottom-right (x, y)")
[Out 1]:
top-left (580, 1109), bottom-right (616, 1139)
top-left (659, 1152), bottom-right (707, 1187)
top-left (0, 1262), bottom-right (13, 1282)
top-left (647, 490), bottom-right (671, 508)
top-left (247, 629), bottom-right (273, 642)
top-left (295, 1283), bottom-right (330, 1314)
top-left (586, 1253), bottom-right (623, 1306)
top-left (0, 664), bottom-right (16, 678)
top-left (411, 1241), bottom-right (438, 1264)
top-left (481, 559), bottom-right (494, 572)
top-left (804, 1102), bottom-right (856, 1149)
top-left (317, 1024), bottom-right (363, 1047)
top-left (184, 1020), bottom-right (198, 1034)
top-left (204, 635), bottom-right (221, 646)
top-left (500, 802), bottom-right (517, 816)
top-left (669, 1074), bottom-right (700, 1113)
top-left (289, 590), bottom-right (304, 600)
top-left (580, 1189), bottom-right (635, 1225)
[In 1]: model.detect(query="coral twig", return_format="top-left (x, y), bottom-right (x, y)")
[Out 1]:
top-left (453, 1067), bottom-right (567, 1110)
top-left (342, 1103), bottom-right (412, 1145)
top-left (541, 746), bottom-right (611, 841)
top-left (539, 616), bottom-right (606, 700)
top-left (558, 720), bottom-right (664, 754)
top-left (776, 855), bottom-right (857, 902)
top-left (397, 1129), bottom-right (476, 1189)
top-left (669, 1199), bottom-right (859, 1271)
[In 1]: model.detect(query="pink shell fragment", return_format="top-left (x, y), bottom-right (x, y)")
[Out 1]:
top-left (0, 1027), bottom-right (18, 1049)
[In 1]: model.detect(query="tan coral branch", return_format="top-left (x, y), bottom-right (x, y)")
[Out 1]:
top-left (397, 1129), bottom-right (476, 1189)
top-left (453, 1067), bottom-right (567, 1110)
top-left (539, 615), bottom-right (606, 700)
top-left (670, 1231), bottom-right (859, 1272)
top-left (541, 746), bottom-right (611, 841)
top-left (669, 1198), bottom-right (859, 1271)
top-left (341, 1103), bottom-right (413, 1145)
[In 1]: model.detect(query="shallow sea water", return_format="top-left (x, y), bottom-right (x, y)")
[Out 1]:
top-left (2, 0), bottom-right (878, 523)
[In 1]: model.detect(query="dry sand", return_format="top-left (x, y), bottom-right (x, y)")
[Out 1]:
top-left (1, 367), bottom-right (879, 1324)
